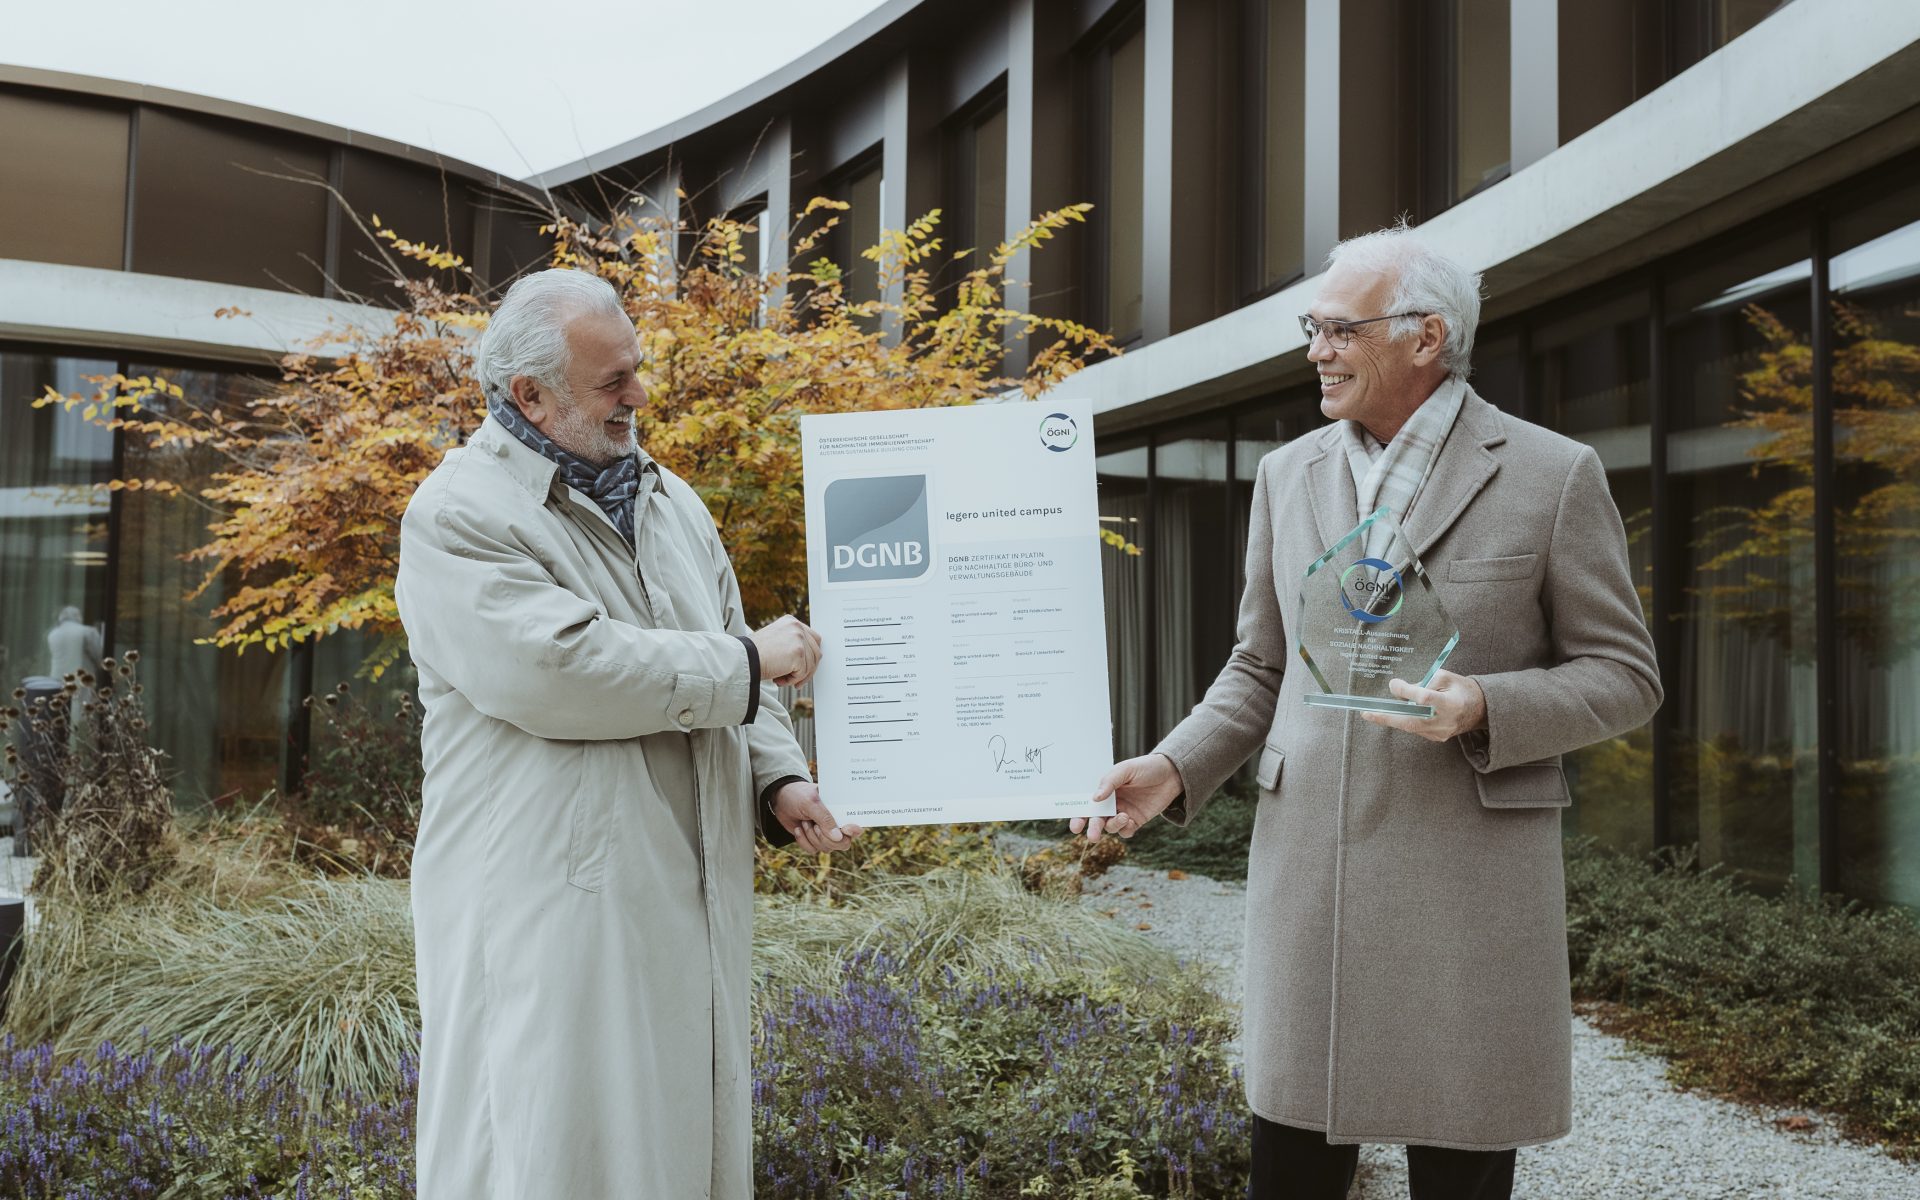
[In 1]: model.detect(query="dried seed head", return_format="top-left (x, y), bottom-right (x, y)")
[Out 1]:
top-left (125, 649), bottom-right (140, 663)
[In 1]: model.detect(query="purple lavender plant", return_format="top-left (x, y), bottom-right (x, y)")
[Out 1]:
top-left (0, 1034), bottom-right (416, 1199)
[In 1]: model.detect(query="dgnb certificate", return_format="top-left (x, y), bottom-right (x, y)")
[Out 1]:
top-left (802, 399), bottom-right (1117, 828)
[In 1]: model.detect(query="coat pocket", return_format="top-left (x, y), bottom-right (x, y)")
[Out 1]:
top-left (1474, 759), bottom-right (1571, 809)
top-left (565, 743), bottom-right (609, 893)
top-left (1449, 553), bottom-right (1539, 583)
top-left (1255, 742), bottom-right (1286, 792)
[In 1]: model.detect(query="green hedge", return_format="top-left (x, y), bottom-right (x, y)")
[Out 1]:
top-left (1566, 841), bottom-right (1920, 1154)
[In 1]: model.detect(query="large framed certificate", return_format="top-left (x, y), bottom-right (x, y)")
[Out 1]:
top-left (801, 400), bottom-right (1117, 827)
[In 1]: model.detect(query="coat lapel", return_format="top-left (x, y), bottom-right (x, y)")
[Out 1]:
top-left (1405, 387), bottom-right (1505, 560)
top-left (1302, 424), bottom-right (1359, 554)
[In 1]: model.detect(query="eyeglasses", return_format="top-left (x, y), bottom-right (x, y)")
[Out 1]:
top-left (1297, 312), bottom-right (1430, 350)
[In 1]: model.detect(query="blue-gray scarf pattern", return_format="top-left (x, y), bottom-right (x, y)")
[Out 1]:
top-left (488, 396), bottom-right (646, 547)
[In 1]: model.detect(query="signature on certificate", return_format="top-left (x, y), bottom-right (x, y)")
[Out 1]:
top-left (989, 734), bottom-right (1054, 774)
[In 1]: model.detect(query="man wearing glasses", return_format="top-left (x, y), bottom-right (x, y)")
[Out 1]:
top-left (1076, 225), bottom-right (1661, 1199)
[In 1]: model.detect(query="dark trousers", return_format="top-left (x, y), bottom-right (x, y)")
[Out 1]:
top-left (1248, 1114), bottom-right (1516, 1200)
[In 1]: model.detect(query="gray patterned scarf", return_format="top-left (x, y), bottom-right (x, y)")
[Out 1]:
top-left (1341, 374), bottom-right (1466, 560)
top-left (487, 395), bottom-right (646, 547)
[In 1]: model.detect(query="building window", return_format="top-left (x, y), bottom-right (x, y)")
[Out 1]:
top-left (130, 108), bottom-right (330, 295)
top-left (1244, 0), bottom-right (1306, 296)
top-left (1421, 0), bottom-right (1510, 214)
top-left (1153, 420), bottom-right (1234, 735)
top-left (1827, 182), bottom-right (1920, 909)
top-left (0, 89), bottom-right (130, 270)
top-left (116, 363), bottom-right (286, 803)
top-left (1532, 293), bottom-right (1656, 853)
top-left (336, 149), bottom-right (477, 304)
top-left (1470, 332), bottom-right (1523, 414)
top-left (826, 152), bottom-right (885, 314)
top-left (725, 197), bottom-right (772, 279)
top-left (1558, 0), bottom-right (1666, 144)
top-left (1230, 390), bottom-right (1322, 598)
top-left (0, 349), bottom-right (115, 701)
top-left (1084, 14), bottom-right (1146, 341)
top-left (949, 95), bottom-right (1009, 266)
top-left (1663, 232), bottom-right (1817, 892)
top-left (1670, 0), bottom-right (1796, 73)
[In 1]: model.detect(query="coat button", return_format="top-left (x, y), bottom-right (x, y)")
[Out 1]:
top-left (677, 710), bottom-right (694, 728)
top-left (493, 443), bottom-right (509, 457)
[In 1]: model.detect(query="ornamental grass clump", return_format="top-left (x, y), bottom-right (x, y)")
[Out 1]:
top-left (752, 950), bottom-right (1248, 1199)
top-left (4, 869), bottom-right (417, 1098)
top-left (0, 1034), bottom-right (414, 1199)
top-left (1565, 838), bottom-right (1920, 1155)
top-left (750, 866), bottom-right (1212, 1001)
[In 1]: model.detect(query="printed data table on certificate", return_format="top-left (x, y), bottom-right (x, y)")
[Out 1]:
top-left (803, 402), bottom-right (1116, 827)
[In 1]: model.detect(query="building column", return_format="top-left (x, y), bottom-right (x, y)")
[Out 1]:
top-left (1142, 0), bottom-right (1231, 340)
top-left (1142, 0), bottom-right (1177, 343)
top-left (1003, 0), bottom-right (1077, 372)
top-left (1510, 0), bottom-right (1559, 173)
top-left (1302, 0), bottom-right (1341, 269)
top-left (882, 51), bottom-right (943, 338)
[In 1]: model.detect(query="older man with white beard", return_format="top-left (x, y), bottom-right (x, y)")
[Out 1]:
top-left (396, 268), bottom-right (860, 1199)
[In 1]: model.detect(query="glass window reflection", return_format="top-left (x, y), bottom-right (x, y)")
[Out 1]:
top-left (116, 364), bottom-right (286, 805)
top-left (1664, 234), bottom-right (1817, 891)
top-left (1828, 186), bottom-right (1920, 909)
top-left (0, 351), bottom-right (115, 701)
top-left (1153, 422), bottom-right (1233, 737)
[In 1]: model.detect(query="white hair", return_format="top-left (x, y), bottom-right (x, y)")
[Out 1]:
top-left (58, 606), bottom-right (81, 624)
top-left (1325, 222), bottom-right (1483, 378)
top-left (475, 269), bottom-right (628, 408)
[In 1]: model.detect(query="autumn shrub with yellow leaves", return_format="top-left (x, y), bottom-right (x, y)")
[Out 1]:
top-left (36, 198), bottom-right (1123, 673)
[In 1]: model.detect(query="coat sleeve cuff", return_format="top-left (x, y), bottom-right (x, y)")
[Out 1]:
top-left (758, 775), bottom-right (808, 846)
top-left (737, 635), bottom-right (762, 726)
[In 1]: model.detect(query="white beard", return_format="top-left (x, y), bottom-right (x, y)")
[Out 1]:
top-left (547, 397), bottom-right (636, 467)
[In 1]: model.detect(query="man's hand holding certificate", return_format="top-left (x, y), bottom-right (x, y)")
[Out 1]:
top-left (801, 400), bottom-right (1116, 827)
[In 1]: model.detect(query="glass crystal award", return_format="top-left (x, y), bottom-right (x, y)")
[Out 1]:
top-left (1297, 506), bottom-right (1460, 718)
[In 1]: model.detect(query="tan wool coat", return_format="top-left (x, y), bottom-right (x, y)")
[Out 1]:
top-left (1157, 388), bottom-right (1662, 1150)
top-left (395, 415), bottom-right (811, 1199)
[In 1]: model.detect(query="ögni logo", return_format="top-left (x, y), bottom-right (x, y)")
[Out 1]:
top-left (1039, 412), bottom-right (1078, 452)
top-left (1338, 558), bottom-right (1404, 624)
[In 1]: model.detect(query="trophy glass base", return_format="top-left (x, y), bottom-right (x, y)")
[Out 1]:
top-left (1304, 693), bottom-right (1436, 719)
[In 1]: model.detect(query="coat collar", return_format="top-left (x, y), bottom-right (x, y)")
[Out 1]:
top-left (469, 413), bottom-right (563, 501)
top-left (1299, 384), bottom-right (1506, 560)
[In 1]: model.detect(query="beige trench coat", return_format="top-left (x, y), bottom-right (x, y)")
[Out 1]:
top-left (1158, 389), bottom-right (1661, 1151)
top-left (395, 415), bottom-right (811, 1199)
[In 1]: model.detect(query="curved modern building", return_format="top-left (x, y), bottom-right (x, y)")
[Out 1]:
top-left (4, 0), bottom-right (1917, 907)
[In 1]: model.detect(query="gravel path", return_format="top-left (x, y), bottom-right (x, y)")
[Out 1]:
top-left (1065, 851), bottom-right (1920, 1200)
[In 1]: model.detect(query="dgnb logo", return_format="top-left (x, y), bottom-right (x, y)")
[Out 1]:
top-left (824, 474), bottom-right (932, 583)
top-left (833, 541), bottom-right (925, 569)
